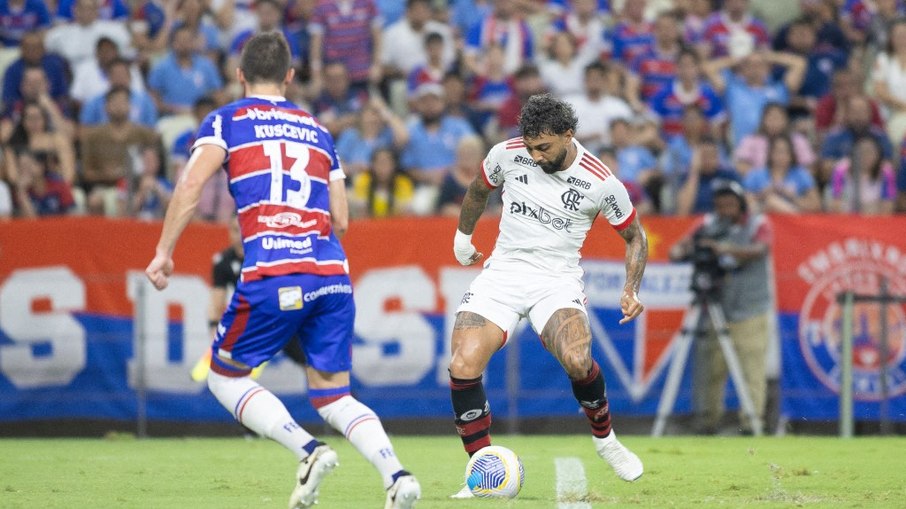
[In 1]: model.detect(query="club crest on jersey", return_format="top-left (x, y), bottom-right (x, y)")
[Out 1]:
top-left (514, 155), bottom-right (538, 168)
top-left (509, 201), bottom-right (573, 232)
top-left (561, 189), bottom-right (585, 211)
top-left (258, 212), bottom-right (316, 229)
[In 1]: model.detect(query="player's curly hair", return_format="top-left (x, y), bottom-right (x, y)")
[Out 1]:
top-left (517, 93), bottom-right (579, 139)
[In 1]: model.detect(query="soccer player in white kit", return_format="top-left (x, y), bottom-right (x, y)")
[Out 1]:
top-left (449, 94), bottom-right (647, 495)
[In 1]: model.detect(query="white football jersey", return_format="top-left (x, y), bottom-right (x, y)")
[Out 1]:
top-left (481, 137), bottom-right (636, 277)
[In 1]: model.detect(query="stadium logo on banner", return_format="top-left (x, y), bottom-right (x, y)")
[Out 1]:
top-left (797, 238), bottom-right (906, 400)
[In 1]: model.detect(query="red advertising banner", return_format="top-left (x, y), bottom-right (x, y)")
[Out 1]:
top-left (0, 214), bottom-right (904, 423)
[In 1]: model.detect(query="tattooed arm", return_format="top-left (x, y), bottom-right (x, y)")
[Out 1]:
top-left (617, 215), bottom-right (648, 324)
top-left (458, 176), bottom-right (492, 234)
top-left (453, 176), bottom-right (493, 266)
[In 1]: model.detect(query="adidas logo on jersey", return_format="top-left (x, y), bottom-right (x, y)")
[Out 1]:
top-left (515, 174), bottom-right (528, 184)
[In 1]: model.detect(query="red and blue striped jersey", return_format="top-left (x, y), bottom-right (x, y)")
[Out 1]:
top-left (193, 95), bottom-right (347, 282)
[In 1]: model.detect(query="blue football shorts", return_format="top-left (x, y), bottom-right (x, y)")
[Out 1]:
top-left (212, 273), bottom-right (354, 373)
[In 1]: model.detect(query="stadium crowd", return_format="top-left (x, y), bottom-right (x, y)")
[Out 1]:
top-left (1, 0), bottom-right (905, 219)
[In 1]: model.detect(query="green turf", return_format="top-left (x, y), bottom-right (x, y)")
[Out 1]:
top-left (1, 434), bottom-right (905, 508)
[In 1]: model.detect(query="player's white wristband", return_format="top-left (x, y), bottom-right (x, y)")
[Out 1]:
top-left (453, 230), bottom-right (477, 266)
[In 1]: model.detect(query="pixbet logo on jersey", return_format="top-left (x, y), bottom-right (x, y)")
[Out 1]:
top-left (797, 238), bottom-right (906, 400)
top-left (509, 201), bottom-right (573, 232)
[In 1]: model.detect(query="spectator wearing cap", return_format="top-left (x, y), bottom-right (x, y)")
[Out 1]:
top-left (2, 32), bottom-right (69, 109)
top-left (79, 57), bottom-right (157, 127)
top-left (147, 25), bottom-right (223, 115)
top-left (0, 0), bottom-right (51, 48)
top-left (311, 61), bottom-right (369, 138)
top-left (44, 0), bottom-right (133, 70)
top-left (381, 0), bottom-right (455, 80)
top-left (401, 82), bottom-right (476, 188)
top-left (70, 36), bottom-right (146, 106)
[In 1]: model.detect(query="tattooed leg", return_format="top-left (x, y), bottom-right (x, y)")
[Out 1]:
top-left (449, 311), bottom-right (503, 456)
top-left (542, 308), bottom-right (593, 379)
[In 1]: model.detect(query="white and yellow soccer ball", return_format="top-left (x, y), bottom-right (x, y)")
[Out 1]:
top-left (464, 445), bottom-right (525, 498)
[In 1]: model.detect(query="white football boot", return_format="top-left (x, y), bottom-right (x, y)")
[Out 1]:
top-left (384, 473), bottom-right (421, 509)
top-left (288, 444), bottom-right (339, 508)
top-left (594, 432), bottom-right (643, 481)
top-left (450, 484), bottom-right (474, 499)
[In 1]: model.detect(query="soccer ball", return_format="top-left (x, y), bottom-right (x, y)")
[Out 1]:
top-left (464, 445), bottom-right (525, 498)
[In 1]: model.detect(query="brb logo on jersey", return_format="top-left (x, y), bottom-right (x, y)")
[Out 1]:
top-left (567, 176), bottom-right (591, 190)
top-left (514, 155), bottom-right (538, 167)
top-left (509, 201), bottom-right (573, 232)
top-left (797, 238), bottom-right (906, 400)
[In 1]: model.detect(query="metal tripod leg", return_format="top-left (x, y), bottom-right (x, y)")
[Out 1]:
top-left (652, 303), bottom-right (702, 437)
top-left (706, 303), bottom-right (764, 436)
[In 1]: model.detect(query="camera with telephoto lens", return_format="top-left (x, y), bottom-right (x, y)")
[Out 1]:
top-left (687, 220), bottom-right (731, 296)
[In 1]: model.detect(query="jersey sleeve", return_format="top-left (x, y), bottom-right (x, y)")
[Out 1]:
top-left (480, 143), bottom-right (505, 188)
top-left (599, 176), bottom-right (637, 231)
top-left (325, 130), bottom-right (346, 181)
top-left (193, 110), bottom-right (228, 153)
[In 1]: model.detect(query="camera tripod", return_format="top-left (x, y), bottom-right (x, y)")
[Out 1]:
top-left (651, 292), bottom-right (763, 437)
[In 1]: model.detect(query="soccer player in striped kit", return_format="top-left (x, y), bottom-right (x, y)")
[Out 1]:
top-left (449, 94), bottom-right (647, 497)
top-left (145, 33), bottom-right (420, 509)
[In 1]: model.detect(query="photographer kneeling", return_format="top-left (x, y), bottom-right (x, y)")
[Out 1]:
top-left (668, 180), bottom-right (773, 435)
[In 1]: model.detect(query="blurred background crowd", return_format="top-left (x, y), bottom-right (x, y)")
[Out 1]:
top-left (1, 0), bottom-right (905, 220)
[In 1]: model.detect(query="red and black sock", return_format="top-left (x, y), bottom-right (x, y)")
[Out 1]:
top-left (450, 374), bottom-right (491, 456)
top-left (571, 361), bottom-right (612, 438)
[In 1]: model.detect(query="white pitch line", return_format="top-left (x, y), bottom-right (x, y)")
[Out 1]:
top-left (554, 457), bottom-right (591, 509)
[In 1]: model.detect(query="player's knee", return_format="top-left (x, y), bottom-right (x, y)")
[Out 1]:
top-left (449, 349), bottom-right (484, 379)
top-left (561, 352), bottom-right (592, 380)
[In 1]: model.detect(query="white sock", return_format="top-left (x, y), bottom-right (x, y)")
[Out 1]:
top-left (317, 395), bottom-right (403, 488)
top-left (208, 371), bottom-right (317, 460)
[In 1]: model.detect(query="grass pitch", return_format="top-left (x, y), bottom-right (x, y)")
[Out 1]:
top-left (1, 434), bottom-right (904, 508)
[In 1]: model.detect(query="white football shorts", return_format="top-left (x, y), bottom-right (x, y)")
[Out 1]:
top-left (456, 264), bottom-right (587, 342)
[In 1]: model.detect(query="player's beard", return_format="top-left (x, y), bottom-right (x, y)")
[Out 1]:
top-left (539, 146), bottom-right (568, 174)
